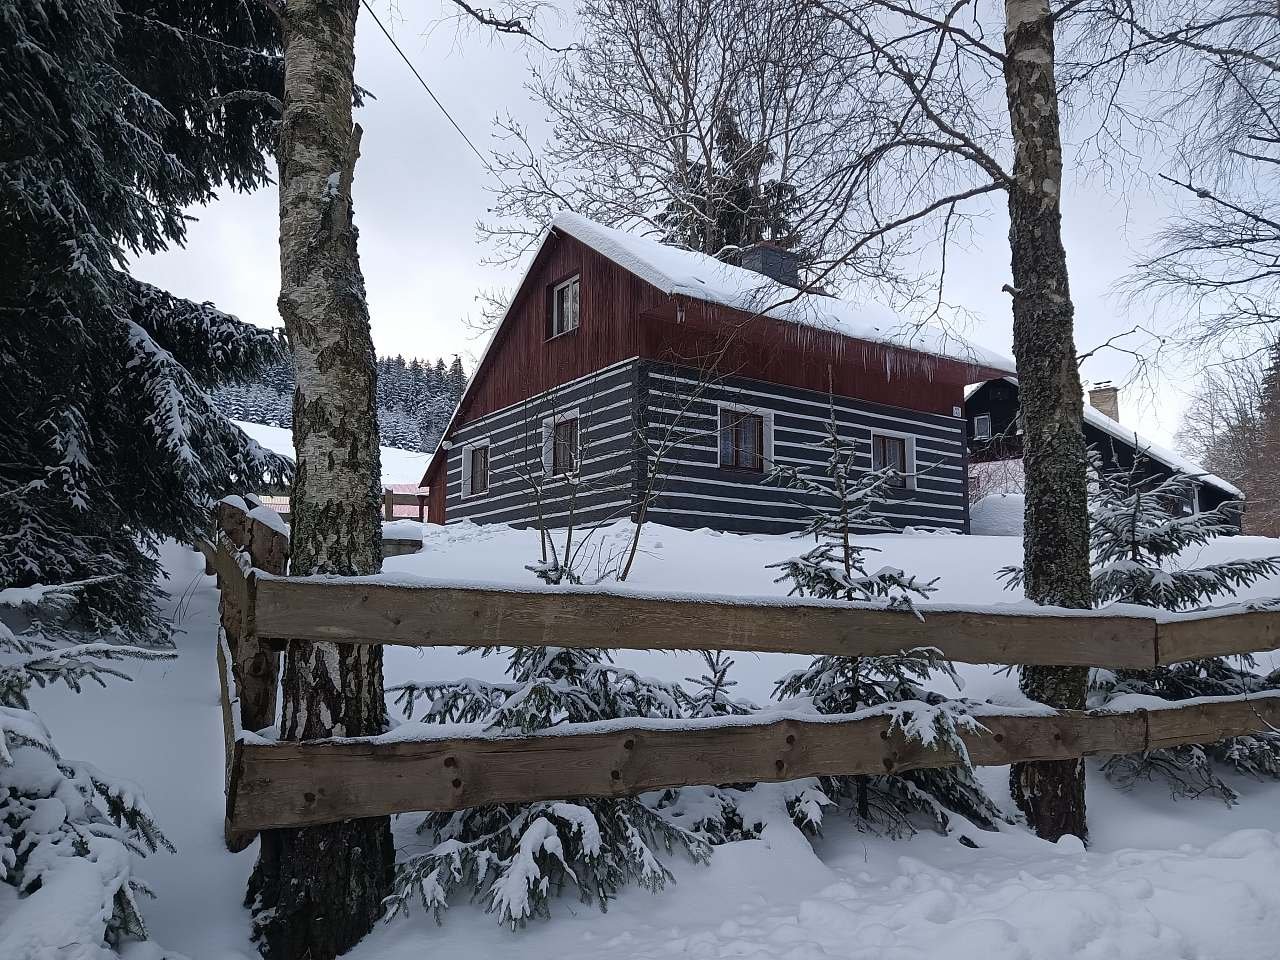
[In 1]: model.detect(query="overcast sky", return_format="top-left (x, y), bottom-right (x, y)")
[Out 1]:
top-left (133, 3), bottom-right (1209, 447)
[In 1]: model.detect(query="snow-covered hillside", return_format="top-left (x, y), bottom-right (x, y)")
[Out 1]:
top-left (21, 524), bottom-right (1280, 959)
top-left (233, 419), bottom-right (429, 488)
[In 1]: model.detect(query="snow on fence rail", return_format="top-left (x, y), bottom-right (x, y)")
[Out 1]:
top-left (201, 499), bottom-right (1280, 842)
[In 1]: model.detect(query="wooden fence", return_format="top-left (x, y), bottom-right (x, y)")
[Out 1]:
top-left (201, 500), bottom-right (1280, 844)
top-left (256, 488), bottom-right (428, 522)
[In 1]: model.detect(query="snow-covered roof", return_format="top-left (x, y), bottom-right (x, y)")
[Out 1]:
top-left (550, 212), bottom-right (1016, 373)
top-left (1081, 404), bottom-right (1242, 499)
top-left (963, 378), bottom-right (1242, 499)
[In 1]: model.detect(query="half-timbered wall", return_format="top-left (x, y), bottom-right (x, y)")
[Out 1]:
top-left (442, 359), bottom-right (642, 527)
top-left (641, 362), bottom-right (970, 535)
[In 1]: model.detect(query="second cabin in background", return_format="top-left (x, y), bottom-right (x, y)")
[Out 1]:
top-left (421, 214), bottom-right (1013, 534)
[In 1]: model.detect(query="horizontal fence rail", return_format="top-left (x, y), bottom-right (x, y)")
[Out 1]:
top-left (257, 489), bottom-right (428, 521)
top-left (251, 577), bottom-right (1279, 670)
top-left (201, 498), bottom-right (1280, 838)
top-left (229, 694), bottom-right (1280, 832)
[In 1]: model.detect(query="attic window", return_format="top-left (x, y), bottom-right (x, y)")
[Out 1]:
top-left (974, 414), bottom-right (992, 440)
top-left (550, 275), bottom-right (580, 338)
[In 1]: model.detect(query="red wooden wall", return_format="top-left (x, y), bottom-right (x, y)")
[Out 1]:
top-left (456, 233), bottom-right (659, 423)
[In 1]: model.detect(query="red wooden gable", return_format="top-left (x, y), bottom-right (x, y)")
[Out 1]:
top-left (421, 227), bottom-right (1008, 506)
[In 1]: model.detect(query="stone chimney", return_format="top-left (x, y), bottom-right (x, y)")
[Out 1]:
top-left (736, 242), bottom-right (801, 288)
top-left (1088, 381), bottom-right (1120, 422)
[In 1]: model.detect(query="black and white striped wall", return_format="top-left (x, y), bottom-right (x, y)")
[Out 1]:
top-left (444, 357), bottom-right (971, 535)
top-left (640, 362), bottom-right (970, 535)
top-left (442, 358), bottom-right (643, 527)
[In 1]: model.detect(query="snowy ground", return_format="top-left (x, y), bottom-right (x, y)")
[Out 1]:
top-left (28, 524), bottom-right (1280, 959)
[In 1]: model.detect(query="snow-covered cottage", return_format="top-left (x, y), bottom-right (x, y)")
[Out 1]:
top-left (421, 214), bottom-right (1014, 534)
top-left (964, 376), bottom-right (1243, 524)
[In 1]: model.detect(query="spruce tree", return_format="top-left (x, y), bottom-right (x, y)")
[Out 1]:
top-left (1002, 458), bottom-right (1280, 801)
top-left (447, 355), bottom-right (468, 401)
top-left (2, 2), bottom-right (286, 949)
top-left (214, 352), bottom-right (463, 452)
top-left (384, 645), bottom-right (710, 927)
top-left (1, 582), bottom-right (174, 951)
top-left (767, 407), bottom-right (1003, 836)
top-left (1, 0), bottom-right (289, 647)
top-left (655, 109), bottom-right (802, 259)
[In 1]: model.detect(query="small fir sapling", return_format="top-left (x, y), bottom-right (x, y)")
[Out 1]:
top-left (767, 406), bottom-right (1002, 836)
top-left (1001, 458), bottom-right (1280, 801)
top-left (679, 651), bottom-right (758, 718)
top-left (385, 645), bottom-right (711, 928)
top-left (1, 581), bottom-right (173, 951)
top-left (765, 402), bottom-right (937, 610)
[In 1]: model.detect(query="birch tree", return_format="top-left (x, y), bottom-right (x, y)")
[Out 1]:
top-left (809, 0), bottom-right (1091, 840)
top-left (999, 0), bottom-right (1091, 843)
top-left (244, 2), bottom-right (392, 957)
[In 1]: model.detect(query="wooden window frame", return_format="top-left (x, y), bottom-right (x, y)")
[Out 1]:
top-left (552, 417), bottom-right (579, 475)
top-left (871, 430), bottom-right (913, 489)
top-left (974, 413), bottom-right (992, 440)
top-left (717, 404), bottom-right (769, 473)
top-left (548, 274), bottom-right (580, 340)
top-left (461, 440), bottom-right (491, 499)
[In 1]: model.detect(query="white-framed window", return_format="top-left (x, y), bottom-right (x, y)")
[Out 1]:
top-left (717, 402), bottom-right (773, 472)
top-left (550, 275), bottom-right (580, 338)
top-left (541, 409), bottom-right (580, 477)
top-left (871, 430), bottom-right (914, 489)
top-left (460, 440), bottom-right (490, 498)
top-left (974, 413), bottom-right (992, 440)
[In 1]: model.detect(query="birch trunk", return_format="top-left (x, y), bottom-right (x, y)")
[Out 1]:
top-left (1001, 0), bottom-right (1092, 842)
top-left (245, 1), bottom-right (393, 956)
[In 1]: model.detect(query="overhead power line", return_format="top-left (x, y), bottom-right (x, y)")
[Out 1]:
top-left (360, 0), bottom-right (491, 168)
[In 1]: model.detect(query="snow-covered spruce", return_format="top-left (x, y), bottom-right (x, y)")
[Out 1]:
top-left (1, 582), bottom-right (173, 955)
top-left (767, 409), bottom-right (1002, 836)
top-left (212, 353), bottom-right (466, 453)
top-left (1, 0), bottom-right (289, 650)
top-left (765, 408), bottom-right (937, 608)
top-left (385, 646), bottom-right (712, 928)
top-left (1003, 459), bottom-right (1280, 801)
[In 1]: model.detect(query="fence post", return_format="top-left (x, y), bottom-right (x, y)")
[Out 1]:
top-left (240, 516), bottom-right (287, 733)
top-left (214, 502), bottom-right (249, 651)
top-left (383, 488), bottom-right (394, 520)
top-left (416, 494), bottom-right (425, 523)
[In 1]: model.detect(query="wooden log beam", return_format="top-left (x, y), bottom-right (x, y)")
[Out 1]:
top-left (253, 578), bottom-right (1159, 668)
top-left (227, 695), bottom-right (1280, 832)
top-left (1156, 611), bottom-right (1280, 665)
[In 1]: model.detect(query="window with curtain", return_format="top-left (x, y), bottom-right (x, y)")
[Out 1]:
top-left (871, 433), bottom-right (908, 488)
top-left (468, 445), bottom-right (488, 495)
top-left (552, 417), bottom-right (578, 474)
top-left (719, 409), bottom-right (764, 471)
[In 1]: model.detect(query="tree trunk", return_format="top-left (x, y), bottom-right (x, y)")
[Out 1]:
top-left (1001, 0), bottom-right (1092, 843)
top-left (245, 1), bottom-right (393, 956)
